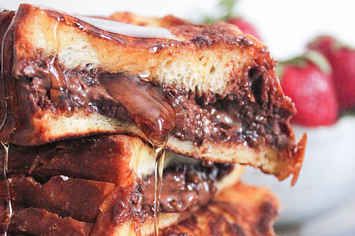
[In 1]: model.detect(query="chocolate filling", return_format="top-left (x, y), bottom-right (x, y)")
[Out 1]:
top-left (4, 55), bottom-right (293, 149)
top-left (96, 161), bottom-right (232, 228)
top-left (99, 72), bottom-right (175, 145)
top-left (133, 162), bottom-right (232, 216)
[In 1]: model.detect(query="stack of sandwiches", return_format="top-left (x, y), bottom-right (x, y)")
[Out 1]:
top-left (0, 4), bottom-right (306, 236)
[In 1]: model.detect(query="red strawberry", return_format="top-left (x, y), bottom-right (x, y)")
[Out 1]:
top-left (278, 51), bottom-right (339, 126)
top-left (308, 36), bottom-right (355, 110)
top-left (308, 36), bottom-right (336, 59)
top-left (216, 0), bottom-right (261, 39)
top-left (227, 17), bottom-right (261, 39)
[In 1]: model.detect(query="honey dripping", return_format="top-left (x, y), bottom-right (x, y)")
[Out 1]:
top-left (153, 144), bottom-right (166, 236)
top-left (99, 73), bottom-right (175, 236)
top-left (0, 143), bottom-right (11, 236)
top-left (0, 13), bottom-right (13, 236)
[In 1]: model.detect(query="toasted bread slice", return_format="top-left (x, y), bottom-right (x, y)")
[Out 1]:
top-left (0, 134), bottom-right (243, 221)
top-left (3, 168), bottom-right (242, 236)
top-left (161, 183), bottom-right (279, 236)
top-left (8, 176), bottom-right (116, 222)
top-left (1, 135), bottom-right (242, 189)
top-left (0, 5), bottom-right (306, 182)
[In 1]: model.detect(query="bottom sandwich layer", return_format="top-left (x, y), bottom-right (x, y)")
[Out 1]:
top-left (1, 164), bottom-right (242, 223)
top-left (6, 182), bottom-right (279, 236)
top-left (162, 182), bottom-right (279, 236)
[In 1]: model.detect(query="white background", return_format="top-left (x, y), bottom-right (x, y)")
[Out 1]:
top-left (1, 1), bottom-right (355, 235)
top-left (1, 0), bottom-right (355, 60)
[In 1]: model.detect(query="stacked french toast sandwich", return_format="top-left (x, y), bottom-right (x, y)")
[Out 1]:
top-left (0, 4), bottom-right (306, 236)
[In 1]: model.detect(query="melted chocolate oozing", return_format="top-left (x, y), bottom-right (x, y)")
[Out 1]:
top-left (99, 73), bottom-right (175, 145)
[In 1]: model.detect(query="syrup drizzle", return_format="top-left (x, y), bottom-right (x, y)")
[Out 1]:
top-left (0, 142), bottom-right (11, 236)
top-left (153, 145), bottom-right (166, 236)
top-left (0, 12), bottom-right (13, 236)
top-left (99, 74), bottom-right (175, 236)
top-left (0, 9), bottom-right (62, 236)
top-left (51, 13), bottom-right (174, 234)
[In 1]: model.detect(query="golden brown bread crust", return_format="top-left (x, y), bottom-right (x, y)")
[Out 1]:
top-left (9, 208), bottom-right (93, 236)
top-left (7, 176), bottom-right (116, 222)
top-left (3, 169), bottom-right (243, 236)
top-left (0, 4), bottom-right (306, 182)
top-left (161, 183), bottom-right (279, 236)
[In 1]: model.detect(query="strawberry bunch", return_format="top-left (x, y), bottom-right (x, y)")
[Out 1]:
top-left (227, 16), bottom-right (261, 40)
top-left (278, 52), bottom-right (338, 126)
top-left (206, 1), bottom-right (355, 127)
top-left (308, 36), bottom-right (355, 111)
top-left (279, 36), bottom-right (355, 127)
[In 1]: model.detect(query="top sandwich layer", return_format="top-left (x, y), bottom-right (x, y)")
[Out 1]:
top-left (13, 6), bottom-right (271, 96)
top-left (0, 4), bottom-right (306, 182)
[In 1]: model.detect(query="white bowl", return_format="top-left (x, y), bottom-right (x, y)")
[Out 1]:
top-left (243, 116), bottom-right (355, 225)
